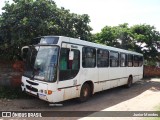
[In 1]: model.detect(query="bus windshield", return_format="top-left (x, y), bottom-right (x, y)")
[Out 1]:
top-left (24, 46), bottom-right (59, 82)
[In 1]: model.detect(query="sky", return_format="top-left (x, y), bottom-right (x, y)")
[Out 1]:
top-left (0, 0), bottom-right (160, 33)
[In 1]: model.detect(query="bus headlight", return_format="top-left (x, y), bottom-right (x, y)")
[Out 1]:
top-left (39, 89), bottom-right (43, 93)
top-left (44, 90), bottom-right (47, 94)
top-left (40, 89), bottom-right (52, 95)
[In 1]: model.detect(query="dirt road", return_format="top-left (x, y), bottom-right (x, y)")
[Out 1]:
top-left (0, 78), bottom-right (160, 120)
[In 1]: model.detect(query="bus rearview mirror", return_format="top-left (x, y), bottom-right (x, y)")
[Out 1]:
top-left (21, 46), bottom-right (29, 61)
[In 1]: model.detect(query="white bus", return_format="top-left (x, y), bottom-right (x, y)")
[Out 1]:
top-left (21, 36), bottom-right (143, 103)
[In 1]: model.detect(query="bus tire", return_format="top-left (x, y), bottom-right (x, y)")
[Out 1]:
top-left (78, 83), bottom-right (91, 102)
top-left (126, 76), bottom-right (133, 88)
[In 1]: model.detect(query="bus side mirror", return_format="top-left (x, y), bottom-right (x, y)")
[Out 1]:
top-left (69, 51), bottom-right (74, 60)
top-left (21, 46), bottom-right (29, 61)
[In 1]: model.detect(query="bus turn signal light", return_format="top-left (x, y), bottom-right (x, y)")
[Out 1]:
top-left (47, 90), bottom-right (52, 95)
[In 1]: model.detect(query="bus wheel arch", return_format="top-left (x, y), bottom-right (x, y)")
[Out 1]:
top-left (126, 75), bottom-right (133, 88)
top-left (78, 81), bottom-right (94, 102)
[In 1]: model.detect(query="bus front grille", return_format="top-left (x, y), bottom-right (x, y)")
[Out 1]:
top-left (26, 85), bottom-right (38, 92)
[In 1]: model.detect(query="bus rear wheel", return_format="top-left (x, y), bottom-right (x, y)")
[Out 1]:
top-left (78, 83), bottom-right (91, 102)
top-left (126, 76), bottom-right (133, 88)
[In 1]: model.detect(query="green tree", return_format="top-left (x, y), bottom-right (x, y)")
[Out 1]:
top-left (94, 25), bottom-right (119, 47)
top-left (130, 24), bottom-right (160, 61)
top-left (0, 0), bottom-right (92, 60)
top-left (95, 23), bottom-right (160, 61)
top-left (116, 23), bottom-right (134, 50)
top-left (95, 23), bottom-right (134, 49)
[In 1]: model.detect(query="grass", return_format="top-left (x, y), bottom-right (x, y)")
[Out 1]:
top-left (0, 86), bottom-right (32, 99)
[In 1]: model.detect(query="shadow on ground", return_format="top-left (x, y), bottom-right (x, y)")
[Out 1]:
top-left (0, 78), bottom-right (160, 119)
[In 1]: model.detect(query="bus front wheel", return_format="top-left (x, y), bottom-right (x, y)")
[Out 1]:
top-left (78, 83), bottom-right (91, 102)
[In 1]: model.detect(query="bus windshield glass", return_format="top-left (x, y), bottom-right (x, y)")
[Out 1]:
top-left (24, 46), bottom-right (59, 82)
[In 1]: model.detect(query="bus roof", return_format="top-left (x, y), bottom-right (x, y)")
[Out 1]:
top-left (42, 36), bottom-right (143, 56)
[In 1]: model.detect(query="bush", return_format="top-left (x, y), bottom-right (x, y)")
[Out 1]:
top-left (145, 60), bottom-right (157, 66)
top-left (0, 86), bottom-right (31, 99)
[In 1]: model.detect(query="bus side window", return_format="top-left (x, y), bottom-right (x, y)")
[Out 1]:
top-left (59, 48), bottom-right (80, 81)
top-left (82, 47), bottom-right (96, 68)
top-left (128, 54), bottom-right (133, 67)
top-left (134, 55), bottom-right (139, 67)
top-left (59, 48), bottom-right (68, 70)
top-left (72, 50), bottom-right (80, 70)
top-left (139, 56), bottom-right (143, 66)
top-left (125, 54), bottom-right (128, 66)
top-left (120, 53), bottom-right (127, 67)
top-left (110, 51), bottom-right (119, 67)
top-left (97, 49), bottom-right (109, 67)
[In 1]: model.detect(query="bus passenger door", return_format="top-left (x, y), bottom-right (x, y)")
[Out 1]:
top-left (57, 43), bottom-right (81, 101)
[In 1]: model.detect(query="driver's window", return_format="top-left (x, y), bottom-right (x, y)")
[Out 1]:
top-left (59, 48), bottom-right (80, 81)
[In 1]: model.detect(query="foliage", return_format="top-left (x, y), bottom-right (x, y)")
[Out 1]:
top-left (0, 86), bottom-right (31, 99)
top-left (0, 0), bottom-right (160, 62)
top-left (145, 60), bottom-right (157, 66)
top-left (130, 24), bottom-right (160, 61)
top-left (95, 24), bottom-right (160, 61)
top-left (0, 0), bottom-right (92, 60)
top-left (94, 23), bottom-right (134, 49)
